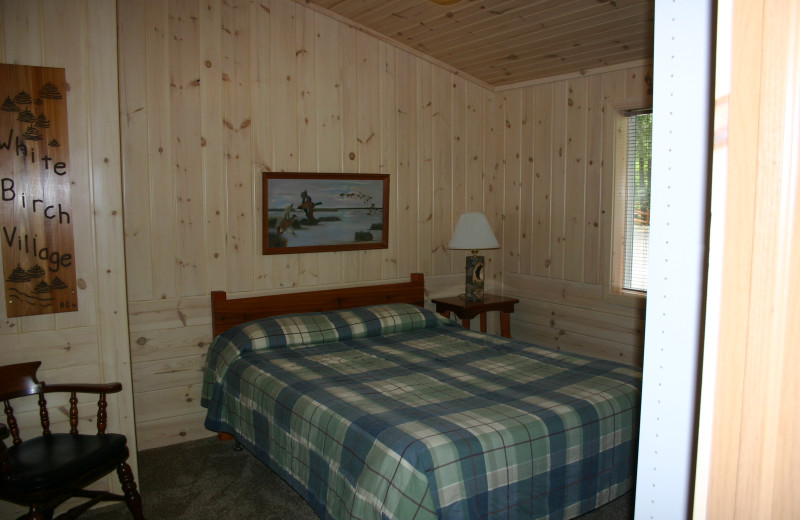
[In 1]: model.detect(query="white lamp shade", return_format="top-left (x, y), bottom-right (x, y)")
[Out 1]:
top-left (448, 212), bottom-right (500, 251)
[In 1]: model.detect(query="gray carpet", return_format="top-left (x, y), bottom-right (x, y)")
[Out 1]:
top-left (82, 436), bottom-right (634, 519)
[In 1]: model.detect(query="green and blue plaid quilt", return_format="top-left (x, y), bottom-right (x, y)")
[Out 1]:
top-left (202, 303), bottom-right (641, 520)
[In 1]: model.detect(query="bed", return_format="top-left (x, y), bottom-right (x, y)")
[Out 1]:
top-left (201, 274), bottom-right (641, 520)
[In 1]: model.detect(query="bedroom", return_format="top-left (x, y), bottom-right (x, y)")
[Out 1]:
top-left (1, 0), bottom-right (798, 519)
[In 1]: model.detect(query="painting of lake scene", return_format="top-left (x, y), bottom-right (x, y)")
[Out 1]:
top-left (262, 173), bottom-right (389, 255)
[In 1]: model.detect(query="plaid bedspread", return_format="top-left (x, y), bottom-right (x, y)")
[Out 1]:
top-left (202, 304), bottom-right (641, 520)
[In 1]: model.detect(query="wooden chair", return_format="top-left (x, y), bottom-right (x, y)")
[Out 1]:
top-left (0, 361), bottom-right (144, 519)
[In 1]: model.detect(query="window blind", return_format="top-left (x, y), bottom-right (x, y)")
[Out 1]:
top-left (624, 112), bottom-right (652, 291)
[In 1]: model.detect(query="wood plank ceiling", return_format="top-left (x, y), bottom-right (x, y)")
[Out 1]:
top-left (298, 0), bottom-right (655, 88)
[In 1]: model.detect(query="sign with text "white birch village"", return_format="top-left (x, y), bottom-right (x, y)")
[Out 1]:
top-left (0, 64), bottom-right (77, 317)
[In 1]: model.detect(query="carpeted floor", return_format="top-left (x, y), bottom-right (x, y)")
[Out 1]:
top-left (82, 436), bottom-right (634, 519)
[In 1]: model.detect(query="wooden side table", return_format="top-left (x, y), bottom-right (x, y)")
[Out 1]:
top-left (432, 294), bottom-right (519, 338)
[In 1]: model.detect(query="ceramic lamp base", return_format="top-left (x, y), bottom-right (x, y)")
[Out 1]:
top-left (465, 254), bottom-right (485, 302)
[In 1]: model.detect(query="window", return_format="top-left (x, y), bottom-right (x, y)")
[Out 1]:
top-left (610, 109), bottom-right (652, 296)
top-left (623, 111), bottom-right (652, 290)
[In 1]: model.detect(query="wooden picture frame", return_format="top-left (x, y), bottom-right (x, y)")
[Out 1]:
top-left (262, 172), bottom-right (389, 255)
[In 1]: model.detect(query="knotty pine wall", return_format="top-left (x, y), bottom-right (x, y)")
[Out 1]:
top-left (499, 65), bottom-right (652, 366)
top-left (0, 0), bottom-right (651, 463)
top-left (117, 0), bottom-right (502, 449)
top-left (0, 2), bottom-right (136, 519)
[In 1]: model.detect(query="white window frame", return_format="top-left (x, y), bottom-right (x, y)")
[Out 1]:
top-left (603, 98), bottom-right (652, 307)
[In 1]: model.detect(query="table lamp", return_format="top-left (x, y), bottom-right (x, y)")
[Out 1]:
top-left (448, 212), bottom-right (499, 302)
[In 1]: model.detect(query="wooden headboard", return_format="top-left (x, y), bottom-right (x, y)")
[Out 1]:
top-left (210, 273), bottom-right (425, 338)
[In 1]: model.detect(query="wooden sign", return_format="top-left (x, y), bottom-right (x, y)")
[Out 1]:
top-left (0, 64), bottom-right (77, 317)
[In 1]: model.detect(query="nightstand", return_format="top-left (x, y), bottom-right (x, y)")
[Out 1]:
top-left (432, 294), bottom-right (519, 338)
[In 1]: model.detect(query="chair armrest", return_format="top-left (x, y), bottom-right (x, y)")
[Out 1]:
top-left (44, 382), bottom-right (123, 394)
top-left (40, 382), bottom-right (123, 435)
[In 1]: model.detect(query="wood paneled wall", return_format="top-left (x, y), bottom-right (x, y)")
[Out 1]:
top-left (117, 0), bottom-right (500, 449)
top-left (698, 0), bottom-right (800, 515)
top-left (1, 0), bottom-right (652, 464)
top-left (0, 2), bottom-right (136, 519)
top-left (499, 65), bottom-right (653, 366)
top-left (119, 0), bottom-right (650, 449)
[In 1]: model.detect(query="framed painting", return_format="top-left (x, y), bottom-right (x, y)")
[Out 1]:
top-left (262, 172), bottom-right (389, 255)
